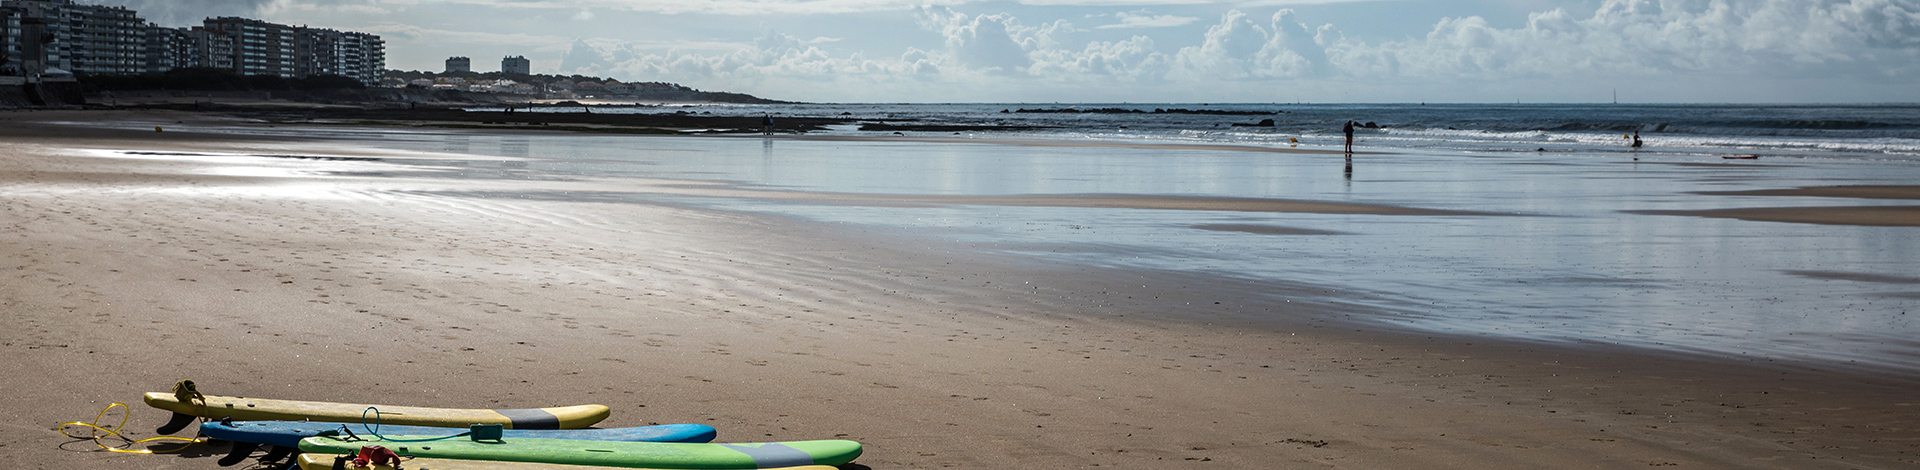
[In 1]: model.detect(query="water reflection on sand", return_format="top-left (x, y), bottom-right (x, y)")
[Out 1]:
top-left (361, 132), bottom-right (1920, 373)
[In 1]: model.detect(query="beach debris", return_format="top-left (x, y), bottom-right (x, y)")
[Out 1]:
top-left (1281, 438), bottom-right (1329, 448)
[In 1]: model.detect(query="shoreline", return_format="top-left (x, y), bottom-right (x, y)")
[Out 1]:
top-left (786, 134), bottom-right (1365, 155)
top-left (5, 110), bottom-right (1919, 469)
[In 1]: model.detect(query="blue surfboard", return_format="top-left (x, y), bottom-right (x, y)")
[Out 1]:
top-left (201, 420), bottom-right (716, 466)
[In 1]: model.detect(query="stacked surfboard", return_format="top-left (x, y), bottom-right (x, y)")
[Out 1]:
top-left (140, 380), bottom-right (862, 470)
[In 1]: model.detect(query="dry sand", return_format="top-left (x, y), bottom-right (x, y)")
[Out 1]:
top-left (4, 111), bottom-right (1918, 470)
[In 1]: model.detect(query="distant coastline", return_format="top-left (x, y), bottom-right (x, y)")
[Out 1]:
top-left (3, 67), bottom-right (792, 110)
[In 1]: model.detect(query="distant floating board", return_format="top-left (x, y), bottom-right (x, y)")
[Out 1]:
top-left (299, 435), bottom-right (863, 469)
top-left (143, 380), bottom-right (608, 434)
top-left (293, 453), bottom-right (837, 470)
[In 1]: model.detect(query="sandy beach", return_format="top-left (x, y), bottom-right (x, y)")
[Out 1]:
top-left (4, 110), bottom-right (1918, 470)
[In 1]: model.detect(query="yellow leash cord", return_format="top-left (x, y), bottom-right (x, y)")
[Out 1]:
top-left (55, 402), bottom-right (204, 454)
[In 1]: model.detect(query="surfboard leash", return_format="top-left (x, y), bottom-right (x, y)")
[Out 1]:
top-left (54, 402), bottom-right (206, 454)
top-left (359, 406), bottom-right (473, 442)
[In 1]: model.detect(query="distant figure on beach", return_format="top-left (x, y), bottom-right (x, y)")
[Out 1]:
top-left (1342, 120), bottom-right (1355, 153)
top-left (763, 115), bottom-right (774, 135)
top-left (1631, 131), bottom-right (1643, 149)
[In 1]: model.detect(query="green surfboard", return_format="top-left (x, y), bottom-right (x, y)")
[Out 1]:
top-left (298, 435), bottom-right (862, 469)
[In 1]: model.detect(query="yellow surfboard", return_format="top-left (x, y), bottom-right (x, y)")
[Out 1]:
top-left (142, 380), bottom-right (608, 434)
top-left (294, 454), bottom-right (838, 470)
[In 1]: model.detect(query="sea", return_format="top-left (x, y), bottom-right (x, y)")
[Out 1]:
top-left (252, 103), bottom-right (1920, 373)
top-left (471, 102), bottom-right (1920, 160)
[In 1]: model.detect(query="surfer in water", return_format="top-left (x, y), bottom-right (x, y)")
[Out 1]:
top-left (1630, 131), bottom-right (1643, 149)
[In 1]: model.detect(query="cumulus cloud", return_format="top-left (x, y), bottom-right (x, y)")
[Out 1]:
top-left (90, 0), bottom-right (394, 26)
top-left (340, 0), bottom-right (1226, 16)
top-left (557, 30), bottom-right (926, 86)
top-left (1333, 0), bottom-right (1920, 81)
top-left (539, 0), bottom-right (1919, 101)
top-left (1028, 35), bottom-right (1171, 80)
top-left (1170, 9), bottom-right (1331, 80)
top-left (364, 24), bottom-right (574, 49)
top-left (365, 0), bottom-right (944, 16)
top-left (549, 9), bottom-right (1156, 99)
top-left (924, 11), bottom-right (1035, 72)
top-left (1097, 11), bottom-right (1199, 29)
top-left (910, 7), bottom-right (1085, 74)
top-left (90, 0), bottom-right (281, 25)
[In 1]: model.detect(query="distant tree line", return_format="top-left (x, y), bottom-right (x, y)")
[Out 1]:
top-left (76, 68), bottom-right (367, 93)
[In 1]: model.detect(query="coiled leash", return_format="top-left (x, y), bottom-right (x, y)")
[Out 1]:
top-left (55, 402), bottom-right (205, 454)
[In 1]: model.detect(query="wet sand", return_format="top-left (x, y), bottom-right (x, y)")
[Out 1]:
top-left (793, 134), bottom-right (1363, 155)
top-left (1698, 185), bottom-right (1920, 200)
top-left (1631, 206), bottom-right (1920, 227)
top-left (4, 111), bottom-right (1919, 470)
top-left (1633, 185), bottom-right (1920, 227)
top-left (589, 188), bottom-right (1496, 216)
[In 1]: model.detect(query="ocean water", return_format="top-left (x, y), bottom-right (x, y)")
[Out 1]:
top-left (378, 104), bottom-right (1920, 373)
top-left (475, 103), bottom-right (1920, 160)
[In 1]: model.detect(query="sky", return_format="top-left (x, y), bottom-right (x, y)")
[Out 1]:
top-left (100, 0), bottom-right (1920, 103)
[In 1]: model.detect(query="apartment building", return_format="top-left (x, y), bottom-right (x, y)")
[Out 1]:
top-left (1, 7), bottom-right (20, 75)
top-left (200, 17), bottom-right (297, 77)
top-left (2, 0), bottom-right (145, 75)
top-left (1, 1), bottom-right (384, 85)
top-left (501, 55), bottom-right (529, 75)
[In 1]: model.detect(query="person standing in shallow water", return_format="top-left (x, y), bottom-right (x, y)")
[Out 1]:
top-left (763, 114), bottom-right (775, 135)
top-left (1631, 131), bottom-right (1643, 149)
top-left (1344, 120), bottom-right (1359, 153)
